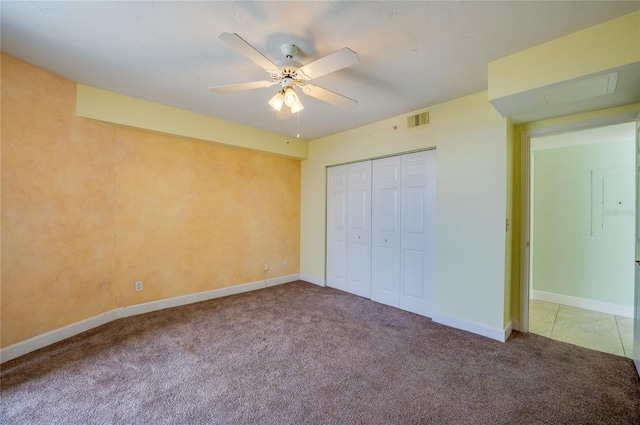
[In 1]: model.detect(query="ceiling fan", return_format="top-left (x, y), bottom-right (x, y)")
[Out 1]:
top-left (209, 33), bottom-right (359, 120)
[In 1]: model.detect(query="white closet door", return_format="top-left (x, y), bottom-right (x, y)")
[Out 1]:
top-left (327, 152), bottom-right (435, 316)
top-left (400, 150), bottom-right (436, 317)
top-left (346, 161), bottom-right (372, 298)
top-left (326, 165), bottom-right (348, 291)
top-left (371, 156), bottom-right (402, 307)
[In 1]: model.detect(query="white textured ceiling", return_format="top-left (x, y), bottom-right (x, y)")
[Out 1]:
top-left (2, 1), bottom-right (638, 140)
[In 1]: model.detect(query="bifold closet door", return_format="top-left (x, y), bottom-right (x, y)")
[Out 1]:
top-left (371, 150), bottom-right (436, 316)
top-left (327, 151), bottom-right (434, 316)
top-left (326, 161), bottom-right (372, 298)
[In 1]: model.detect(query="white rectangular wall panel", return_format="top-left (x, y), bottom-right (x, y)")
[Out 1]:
top-left (592, 168), bottom-right (635, 237)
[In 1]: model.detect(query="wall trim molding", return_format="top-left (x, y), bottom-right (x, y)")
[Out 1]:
top-left (504, 321), bottom-right (514, 341)
top-left (300, 274), bottom-right (325, 287)
top-left (532, 290), bottom-right (633, 318)
top-left (0, 311), bottom-right (120, 365)
top-left (432, 313), bottom-right (508, 343)
top-left (1, 274), bottom-right (300, 363)
top-left (510, 319), bottom-right (521, 333)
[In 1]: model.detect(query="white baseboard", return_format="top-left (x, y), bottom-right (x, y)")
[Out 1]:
top-left (504, 321), bottom-right (514, 341)
top-left (432, 313), bottom-right (508, 342)
top-left (0, 311), bottom-right (119, 365)
top-left (299, 274), bottom-right (325, 287)
top-left (532, 290), bottom-right (633, 318)
top-left (510, 319), bottom-right (521, 333)
top-left (0, 274), bottom-right (300, 364)
top-left (266, 274), bottom-right (299, 288)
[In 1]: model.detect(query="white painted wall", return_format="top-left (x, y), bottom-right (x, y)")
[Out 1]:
top-left (531, 122), bottom-right (635, 316)
top-left (300, 91), bottom-right (509, 340)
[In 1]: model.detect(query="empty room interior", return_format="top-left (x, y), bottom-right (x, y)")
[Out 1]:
top-left (2, 2), bottom-right (640, 424)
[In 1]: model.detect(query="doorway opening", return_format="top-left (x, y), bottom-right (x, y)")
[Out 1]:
top-left (520, 117), bottom-right (636, 358)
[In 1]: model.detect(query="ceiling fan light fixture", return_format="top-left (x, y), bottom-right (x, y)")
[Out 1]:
top-left (283, 86), bottom-right (299, 107)
top-left (290, 101), bottom-right (304, 114)
top-left (268, 91), bottom-right (284, 111)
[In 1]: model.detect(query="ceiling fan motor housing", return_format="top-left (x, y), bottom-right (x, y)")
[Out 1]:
top-left (280, 77), bottom-right (295, 89)
top-left (272, 61), bottom-right (306, 83)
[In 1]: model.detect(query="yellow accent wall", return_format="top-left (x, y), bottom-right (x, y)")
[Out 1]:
top-left (1, 54), bottom-right (301, 348)
top-left (488, 11), bottom-right (640, 101)
top-left (76, 85), bottom-right (308, 160)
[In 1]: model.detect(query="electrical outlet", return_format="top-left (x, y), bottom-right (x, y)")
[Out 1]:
top-left (283, 260), bottom-right (288, 268)
top-left (264, 263), bottom-right (269, 271)
top-left (135, 281), bottom-right (143, 291)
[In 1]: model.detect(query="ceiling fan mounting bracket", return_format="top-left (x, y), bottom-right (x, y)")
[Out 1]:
top-left (280, 43), bottom-right (299, 59)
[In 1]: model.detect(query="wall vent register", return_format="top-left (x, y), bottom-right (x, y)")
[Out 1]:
top-left (407, 111), bottom-right (430, 129)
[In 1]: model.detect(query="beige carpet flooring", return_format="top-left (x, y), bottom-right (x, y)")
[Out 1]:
top-left (1, 281), bottom-right (639, 424)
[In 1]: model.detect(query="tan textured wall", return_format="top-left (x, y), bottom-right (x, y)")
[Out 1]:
top-left (1, 54), bottom-right (118, 346)
top-left (1, 54), bottom-right (301, 347)
top-left (114, 128), bottom-right (300, 306)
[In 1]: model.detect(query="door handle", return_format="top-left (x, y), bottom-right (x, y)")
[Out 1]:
top-left (636, 260), bottom-right (640, 266)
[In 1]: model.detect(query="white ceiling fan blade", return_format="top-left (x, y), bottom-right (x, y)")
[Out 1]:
top-left (299, 48), bottom-right (359, 80)
top-left (301, 84), bottom-right (358, 109)
top-left (276, 105), bottom-right (292, 120)
top-left (219, 32), bottom-right (279, 73)
top-left (209, 81), bottom-right (277, 93)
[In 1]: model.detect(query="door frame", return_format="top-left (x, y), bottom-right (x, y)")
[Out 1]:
top-left (634, 113), bottom-right (640, 375)
top-left (519, 111), bottom-right (639, 332)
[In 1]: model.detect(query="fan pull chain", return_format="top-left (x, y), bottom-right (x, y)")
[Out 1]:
top-left (285, 116), bottom-right (289, 144)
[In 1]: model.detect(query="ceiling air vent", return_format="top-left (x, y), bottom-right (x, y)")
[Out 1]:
top-left (407, 111), bottom-right (430, 129)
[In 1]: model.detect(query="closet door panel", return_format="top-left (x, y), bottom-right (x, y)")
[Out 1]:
top-left (400, 150), bottom-right (436, 317)
top-left (371, 156), bottom-right (401, 307)
top-left (326, 165), bottom-right (348, 291)
top-left (375, 247), bottom-right (397, 292)
top-left (346, 162), bottom-right (372, 298)
top-left (403, 249), bottom-right (426, 298)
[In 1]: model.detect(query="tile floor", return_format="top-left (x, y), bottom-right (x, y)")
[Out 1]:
top-left (529, 299), bottom-right (634, 359)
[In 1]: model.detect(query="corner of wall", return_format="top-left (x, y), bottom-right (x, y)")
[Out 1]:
top-left (504, 119), bottom-right (515, 328)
